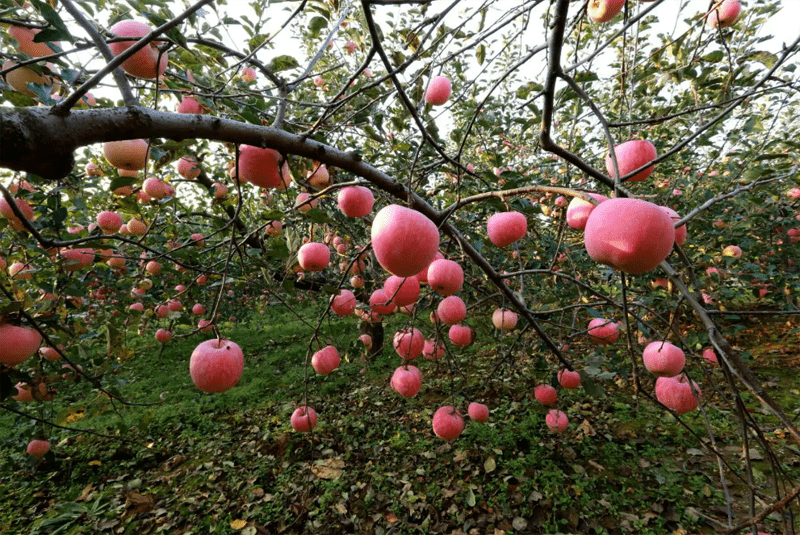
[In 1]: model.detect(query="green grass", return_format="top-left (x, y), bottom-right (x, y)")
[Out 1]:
top-left (1, 302), bottom-right (798, 534)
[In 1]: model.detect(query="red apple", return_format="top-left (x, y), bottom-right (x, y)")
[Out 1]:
top-left (291, 406), bottom-right (317, 432)
top-left (642, 341), bottom-right (685, 377)
top-left (338, 186), bottom-right (374, 218)
top-left (176, 96), bottom-right (203, 114)
top-left (437, 295), bottom-right (467, 325)
top-left (468, 402), bottom-right (489, 423)
top-left (298, 242), bottom-right (330, 271)
top-left (0, 197), bottom-right (34, 231)
top-left (722, 245), bottom-right (742, 258)
top-left (655, 375), bottom-right (701, 414)
top-left (311, 345), bottom-right (341, 375)
top-left (427, 259), bottom-right (464, 296)
top-left (97, 211), bottom-right (122, 234)
top-left (177, 157), bottom-right (201, 179)
top-left (702, 348), bottom-right (719, 366)
top-left (26, 439), bottom-right (51, 457)
top-left (662, 207), bottom-right (687, 246)
top-left (108, 20), bottom-right (168, 79)
top-left (383, 276), bottom-right (420, 307)
top-left (371, 205), bottom-right (439, 277)
top-left (587, 0), bottom-right (626, 23)
top-left (492, 308), bottom-right (518, 331)
top-left (331, 290), bottom-right (357, 315)
top-left (0, 324), bottom-right (42, 366)
top-left (432, 406), bottom-right (464, 440)
top-left (422, 339), bottom-right (445, 360)
top-left (584, 198), bottom-right (675, 274)
top-left (448, 324), bottom-right (474, 347)
top-left (545, 410), bottom-right (569, 433)
top-left (587, 318), bottom-right (619, 345)
top-left (534, 384), bottom-right (557, 406)
top-left (390, 365), bottom-right (422, 398)
top-left (558, 370), bottom-right (581, 389)
top-left (189, 339), bottom-right (244, 393)
top-left (706, 0), bottom-right (741, 28)
top-left (605, 139), bottom-right (657, 182)
top-left (487, 211), bottom-right (527, 247)
top-left (566, 193), bottom-right (608, 230)
top-left (369, 289), bottom-right (396, 315)
top-left (237, 145), bottom-right (282, 188)
top-left (393, 328), bottom-right (425, 360)
top-left (425, 76), bottom-right (452, 105)
top-left (7, 25), bottom-right (60, 57)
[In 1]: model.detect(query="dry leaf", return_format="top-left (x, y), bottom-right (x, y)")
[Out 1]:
top-left (230, 519), bottom-right (247, 530)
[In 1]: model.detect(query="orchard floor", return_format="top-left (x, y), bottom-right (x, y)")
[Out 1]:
top-left (1, 304), bottom-right (799, 535)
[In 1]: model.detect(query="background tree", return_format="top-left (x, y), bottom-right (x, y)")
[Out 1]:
top-left (1, 0), bottom-right (800, 533)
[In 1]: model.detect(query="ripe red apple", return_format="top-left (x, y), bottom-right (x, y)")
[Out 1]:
top-left (432, 406), bottom-right (464, 440)
top-left (655, 375), bottom-right (701, 414)
top-left (298, 242), bottom-right (330, 271)
top-left (468, 402), bottom-right (489, 423)
top-left (103, 139), bottom-right (149, 171)
top-left (237, 145), bottom-right (282, 188)
top-left (39, 346), bottom-right (61, 362)
top-left (211, 182), bottom-right (227, 199)
top-left (427, 259), bottom-right (464, 296)
top-left (97, 211), bottom-right (122, 234)
top-left (371, 205), bottom-right (440, 277)
top-left (7, 25), bottom-right (60, 57)
top-left (359, 334), bottom-right (373, 348)
top-left (566, 193), bottom-right (608, 230)
top-left (1, 60), bottom-right (57, 98)
top-left (177, 157), bottom-right (201, 179)
top-left (587, 0), bottom-right (625, 23)
top-left (129, 303), bottom-right (144, 312)
top-left (60, 248), bottom-right (95, 271)
top-left (13, 383), bottom-right (33, 403)
top-left (584, 198), bottom-right (675, 274)
top-left (145, 260), bottom-right (162, 275)
top-left (127, 219), bottom-right (147, 236)
top-left (437, 295), bottom-right (467, 325)
top-left (545, 410), bottom-right (569, 433)
top-left (241, 68), bottom-right (256, 83)
top-left (291, 406), bottom-right (317, 432)
top-left (155, 329), bottom-right (172, 344)
top-left (369, 289), bottom-right (396, 315)
top-left (605, 139), bottom-right (657, 182)
top-left (642, 341), bottom-right (685, 377)
top-left (176, 96), bottom-right (203, 114)
top-left (198, 319), bottom-right (213, 333)
top-left (535, 384), bottom-right (558, 406)
top-left (702, 348), bottom-right (719, 366)
top-left (26, 439), bottom-right (51, 457)
top-left (338, 186), bottom-right (375, 218)
top-left (492, 308), bottom-right (518, 331)
top-left (295, 193), bottom-right (318, 212)
top-left (391, 365), bottom-right (422, 398)
top-left (448, 324), bottom-right (474, 347)
top-left (425, 76), bottom-right (452, 106)
top-left (331, 290), bottom-right (357, 315)
top-left (487, 211), bottom-right (527, 247)
top-left (0, 197), bottom-right (34, 231)
top-left (384, 276), bottom-right (420, 307)
top-left (422, 339), bottom-right (445, 360)
top-left (587, 318), bottom-right (619, 345)
top-left (307, 164), bottom-right (330, 188)
top-left (189, 339), bottom-right (244, 393)
top-left (706, 0), bottom-right (741, 28)
top-left (191, 303), bottom-right (206, 316)
top-left (0, 323), bottom-right (42, 366)
top-left (108, 20), bottom-right (168, 79)
top-left (311, 345), bottom-right (341, 375)
top-left (722, 245), bottom-right (742, 258)
top-left (393, 328), bottom-right (425, 360)
top-left (662, 207), bottom-right (687, 246)
top-left (558, 370), bottom-right (581, 389)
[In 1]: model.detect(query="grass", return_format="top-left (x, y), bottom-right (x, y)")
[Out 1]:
top-left (1, 299), bottom-right (799, 534)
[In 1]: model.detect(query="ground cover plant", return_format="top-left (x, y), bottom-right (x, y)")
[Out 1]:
top-left (2, 0), bottom-right (800, 533)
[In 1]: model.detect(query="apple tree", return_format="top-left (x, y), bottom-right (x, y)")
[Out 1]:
top-left (1, 0), bottom-right (800, 532)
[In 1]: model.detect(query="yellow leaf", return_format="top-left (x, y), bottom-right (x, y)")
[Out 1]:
top-left (484, 457), bottom-right (496, 473)
top-left (230, 519), bottom-right (247, 530)
top-left (88, 460), bottom-right (102, 466)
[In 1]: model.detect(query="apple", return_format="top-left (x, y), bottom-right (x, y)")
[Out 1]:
top-left (155, 329), bottom-right (172, 344)
top-left (60, 248), bottom-right (95, 271)
top-left (706, 0), bottom-right (741, 28)
top-left (7, 25), bottom-right (60, 57)
top-left (566, 193), bottom-right (608, 230)
top-left (368, 289), bottom-right (394, 315)
top-left (176, 96), bottom-right (203, 114)
top-left (26, 439), bottom-right (51, 458)
top-left (432, 406), bottom-right (464, 440)
top-left (655, 375), bottom-right (701, 414)
top-left (211, 182), bottom-right (227, 199)
top-left (344, 41), bottom-right (357, 54)
top-left (0, 323), bottom-right (42, 366)
top-left (298, 242), bottom-right (330, 271)
top-left (198, 319), bottom-right (213, 333)
top-left (702, 348), bottom-right (719, 366)
top-left (241, 68), bottom-right (256, 83)
top-left (307, 164), bottom-right (330, 188)
top-left (605, 139), bottom-right (657, 182)
top-left (545, 410), bottom-right (569, 433)
top-left (359, 334), bottom-right (373, 348)
top-left (189, 233), bottom-right (205, 247)
top-left (192, 303), bottom-right (206, 315)
top-left (534, 384), bottom-right (558, 406)
top-left (39, 346), bottom-right (61, 362)
top-left (145, 260), bottom-right (162, 275)
top-left (294, 193), bottom-right (318, 212)
top-left (143, 177), bottom-right (167, 199)
top-left (338, 186), bottom-right (375, 218)
top-left (642, 341), bottom-right (685, 377)
top-left (492, 308), bottom-right (518, 331)
top-left (331, 290), bottom-right (357, 315)
top-left (129, 303), bottom-right (144, 312)
top-left (662, 207), bottom-right (687, 246)
top-left (97, 211), bottom-right (122, 234)
top-left (587, 0), bottom-right (625, 23)
top-left (427, 259), bottom-right (464, 296)
top-left (264, 220), bottom-right (282, 237)
top-left (584, 198), bottom-right (675, 274)
top-left (127, 219), bottom-right (147, 236)
top-left (371, 205), bottom-right (440, 277)
top-left (587, 318), bottom-right (619, 345)
top-left (9, 262), bottom-right (34, 279)
top-left (722, 245), bottom-right (742, 258)
top-left (487, 211), bottom-right (527, 247)
top-left (423, 339), bottom-right (445, 360)
top-left (189, 338), bottom-right (244, 393)
top-left (1, 60), bottom-right (57, 98)
top-left (0, 197), bottom-right (34, 231)
top-left (383, 276), bottom-right (420, 307)
top-left (437, 295), bottom-right (467, 325)
top-left (448, 324), bottom-right (474, 347)
top-left (390, 365), bottom-right (422, 398)
top-left (350, 275), bottom-right (365, 288)
top-left (416, 252), bottom-right (444, 285)
top-left (108, 20), bottom-right (168, 79)
top-left (13, 383), bottom-right (33, 403)
top-left (425, 76), bottom-right (452, 106)
top-left (237, 145), bottom-right (282, 188)
top-left (393, 328), bottom-right (425, 360)
top-left (558, 370), bottom-right (581, 389)
top-left (291, 406), bottom-right (317, 432)
top-left (311, 345), bottom-right (341, 375)
top-left (177, 157), bottom-right (201, 179)
top-left (468, 402), bottom-right (489, 423)
top-left (103, 139), bottom-right (149, 171)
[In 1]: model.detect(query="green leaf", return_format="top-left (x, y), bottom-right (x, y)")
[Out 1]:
top-left (466, 488), bottom-right (476, 507)
top-left (308, 16), bottom-right (328, 37)
top-left (702, 51), bottom-right (724, 62)
top-left (484, 456), bottom-right (496, 473)
top-left (304, 208), bottom-right (333, 224)
top-left (37, 3), bottom-right (75, 43)
top-left (267, 238), bottom-right (290, 258)
top-left (476, 44), bottom-right (485, 65)
top-left (267, 55), bottom-right (300, 73)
